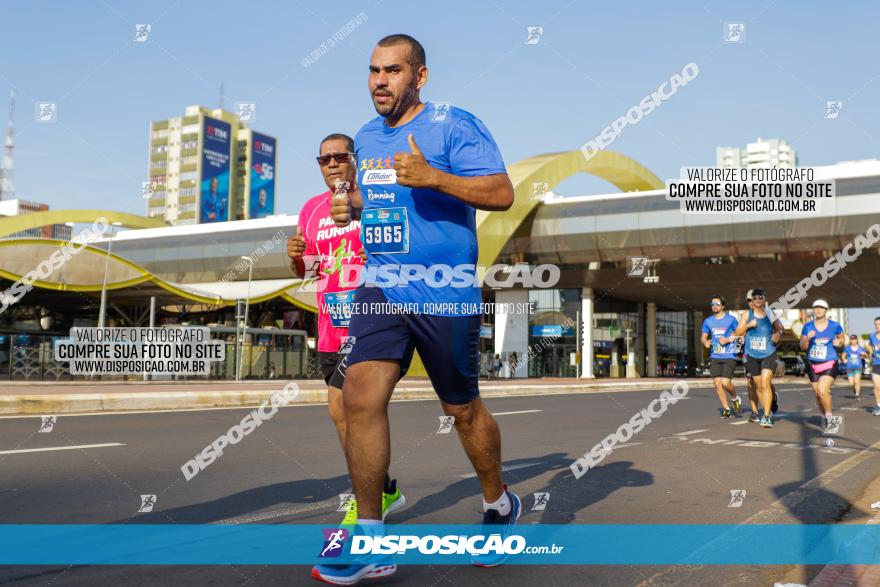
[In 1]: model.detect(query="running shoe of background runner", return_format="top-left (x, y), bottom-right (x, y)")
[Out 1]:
top-left (732, 396), bottom-right (742, 416)
top-left (341, 481), bottom-right (405, 526)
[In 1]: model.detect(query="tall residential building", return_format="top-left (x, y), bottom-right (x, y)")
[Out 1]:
top-left (146, 105), bottom-right (277, 226)
top-left (716, 138), bottom-right (797, 169)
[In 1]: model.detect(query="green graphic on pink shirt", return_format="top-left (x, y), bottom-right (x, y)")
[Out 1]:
top-left (321, 238), bottom-right (354, 276)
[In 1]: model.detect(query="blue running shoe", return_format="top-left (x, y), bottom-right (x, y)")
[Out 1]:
top-left (312, 525), bottom-right (396, 585)
top-left (311, 559), bottom-right (396, 585)
top-left (472, 486), bottom-right (521, 567)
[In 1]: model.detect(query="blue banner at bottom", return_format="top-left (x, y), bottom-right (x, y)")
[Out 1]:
top-left (0, 524), bottom-right (878, 565)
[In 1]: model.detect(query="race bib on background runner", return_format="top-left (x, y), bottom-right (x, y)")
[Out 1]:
top-left (323, 290), bottom-right (355, 328)
top-left (809, 344), bottom-right (828, 361)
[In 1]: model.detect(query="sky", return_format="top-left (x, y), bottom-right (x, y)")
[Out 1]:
top-left (2, 0), bottom-right (879, 326)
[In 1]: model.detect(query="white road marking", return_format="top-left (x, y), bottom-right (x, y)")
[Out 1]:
top-left (213, 501), bottom-right (334, 525)
top-left (673, 429), bottom-right (710, 436)
top-left (491, 410), bottom-right (542, 416)
top-left (0, 442), bottom-right (124, 455)
top-left (459, 460), bottom-right (544, 479)
top-left (610, 442), bottom-right (642, 451)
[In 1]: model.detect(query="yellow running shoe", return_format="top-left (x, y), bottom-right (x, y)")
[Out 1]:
top-left (340, 480), bottom-right (406, 526)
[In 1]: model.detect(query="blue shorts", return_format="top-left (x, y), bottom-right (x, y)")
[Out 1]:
top-left (346, 286), bottom-right (480, 405)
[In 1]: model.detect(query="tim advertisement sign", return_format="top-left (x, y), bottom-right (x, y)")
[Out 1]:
top-left (248, 132), bottom-right (276, 219)
top-left (199, 117), bottom-right (231, 223)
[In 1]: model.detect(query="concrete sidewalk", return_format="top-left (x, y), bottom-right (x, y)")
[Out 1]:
top-left (0, 376), bottom-right (842, 415)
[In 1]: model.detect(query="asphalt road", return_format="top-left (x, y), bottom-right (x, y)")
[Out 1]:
top-left (1, 381), bottom-right (878, 586)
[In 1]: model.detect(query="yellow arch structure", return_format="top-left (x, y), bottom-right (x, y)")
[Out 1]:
top-left (0, 238), bottom-right (317, 312)
top-left (475, 149), bottom-right (664, 266)
top-left (0, 152), bottom-right (661, 375)
top-left (409, 149), bottom-right (664, 376)
top-left (0, 209), bottom-right (166, 238)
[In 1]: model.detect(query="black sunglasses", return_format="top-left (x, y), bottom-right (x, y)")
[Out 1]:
top-left (316, 152), bottom-right (355, 165)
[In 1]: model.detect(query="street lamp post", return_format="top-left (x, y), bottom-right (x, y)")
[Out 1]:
top-left (236, 256), bottom-right (254, 382)
top-left (97, 222), bottom-right (123, 329)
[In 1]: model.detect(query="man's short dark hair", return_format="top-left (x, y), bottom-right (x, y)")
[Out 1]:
top-left (377, 34), bottom-right (426, 69)
top-left (711, 295), bottom-right (726, 307)
top-left (319, 133), bottom-right (354, 153)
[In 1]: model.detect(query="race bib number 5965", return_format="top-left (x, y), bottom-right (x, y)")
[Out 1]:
top-left (362, 207), bottom-right (409, 254)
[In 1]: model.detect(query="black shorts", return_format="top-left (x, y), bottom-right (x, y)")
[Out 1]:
top-left (745, 353), bottom-right (777, 377)
top-left (318, 352), bottom-right (347, 390)
top-left (346, 286), bottom-right (480, 405)
top-left (805, 360), bottom-right (839, 382)
top-left (710, 359), bottom-right (736, 379)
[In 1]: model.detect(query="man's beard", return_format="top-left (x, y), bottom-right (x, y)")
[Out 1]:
top-left (374, 86), bottom-right (416, 117)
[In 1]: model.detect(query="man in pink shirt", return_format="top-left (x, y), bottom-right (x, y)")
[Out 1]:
top-left (287, 133), bottom-right (404, 525)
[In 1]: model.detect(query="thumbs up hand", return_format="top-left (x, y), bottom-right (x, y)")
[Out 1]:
top-left (394, 133), bottom-right (438, 188)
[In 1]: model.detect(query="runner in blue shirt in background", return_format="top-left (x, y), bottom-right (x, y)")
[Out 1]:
top-left (734, 287), bottom-right (783, 428)
top-left (799, 299), bottom-right (845, 433)
top-left (869, 317), bottom-right (880, 416)
top-left (700, 295), bottom-right (742, 418)
top-left (843, 334), bottom-right (867, 400)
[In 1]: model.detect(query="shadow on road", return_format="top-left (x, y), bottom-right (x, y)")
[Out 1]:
top-left (772, 397), bottom-right (873, 585)
top-left (127, 474), bottom-right (351, 524)
top-left (392, 453), bottom-right (652, 524)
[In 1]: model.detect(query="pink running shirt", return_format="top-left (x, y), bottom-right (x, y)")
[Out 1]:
top-left (297, 190), bottom-right (364, 353)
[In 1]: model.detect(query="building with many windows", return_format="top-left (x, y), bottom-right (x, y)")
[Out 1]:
top-left (0, 199), bottom-right (71, 239)
top-left (146, 106), bottom-right (277, 226)
top-left (717, 137), bottom-right (797, 169)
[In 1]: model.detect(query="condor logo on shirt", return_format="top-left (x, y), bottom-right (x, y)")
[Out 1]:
top-left (362, 169), bottom-right (397, 185)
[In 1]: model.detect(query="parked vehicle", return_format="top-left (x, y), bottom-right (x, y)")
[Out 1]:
top-left (780, 355), bottom-right (805, 376)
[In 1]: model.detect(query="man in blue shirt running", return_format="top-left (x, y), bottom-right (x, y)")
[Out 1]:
top-left (700, 295), bottom-right (741, 418)
top-left (869, 317), bottom-right (880, 416)
top-left (316, 34), bottom-right (516, 585)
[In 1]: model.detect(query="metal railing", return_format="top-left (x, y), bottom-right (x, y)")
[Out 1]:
top-left (0, 326), bottom-right (312, 381)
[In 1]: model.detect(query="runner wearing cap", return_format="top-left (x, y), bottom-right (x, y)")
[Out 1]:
top-left (734, 287), bottom-right (783, 427)
top-left (799, 299), bottom-right (845, 432)
top-left (868, 317), bottom-right (880, 416)
top-left (700, 295), bottom-right (741, 418)
top-left (742, 289), bottom-right (779, 422)
top-left (843, 334), bottom-right (867, 400)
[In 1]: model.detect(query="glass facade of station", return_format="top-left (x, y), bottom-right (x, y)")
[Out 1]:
top-left (523, 288), bottom-right (692, 378)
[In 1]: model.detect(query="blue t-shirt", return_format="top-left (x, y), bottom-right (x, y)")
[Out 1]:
top-left (870, 332), bottom-right (880, 365)
top-left (802, 319), bottom-right (843, 363)
top-left (844, 344), bottom-right (865, 369)
top-left (744, 309), bottom-right (777, 359)
top-left (354, 102), bottom-right (506, 315)
top-left (702, 313), bottom-right (739, 359)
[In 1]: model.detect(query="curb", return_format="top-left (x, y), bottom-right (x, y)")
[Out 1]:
top-left (0, 380), bottom-right (715, 415)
